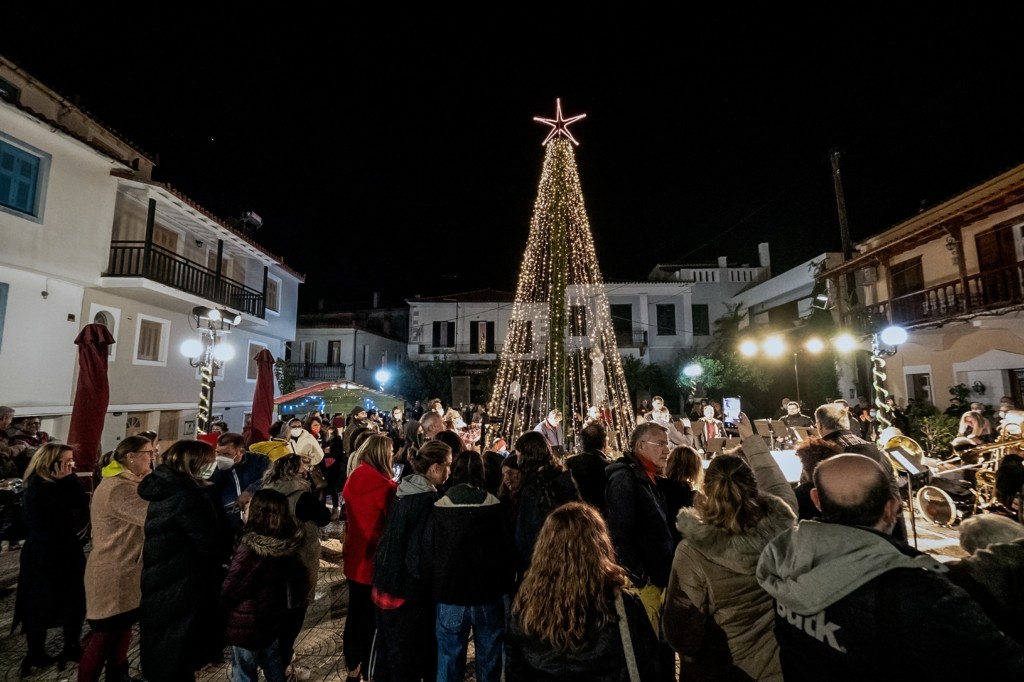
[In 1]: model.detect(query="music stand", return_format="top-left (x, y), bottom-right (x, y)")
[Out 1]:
top-left (886, 445), bottom-right (923, 548)
top-left (705, 437), bottom-right (727, 456)
top-left (769, 420), bottom-right (788, 439)
top-left (753, 420), bottom-right (773, 438)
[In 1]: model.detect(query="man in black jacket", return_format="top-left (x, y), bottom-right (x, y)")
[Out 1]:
top-left (566, 422), bottom-right (613, 514)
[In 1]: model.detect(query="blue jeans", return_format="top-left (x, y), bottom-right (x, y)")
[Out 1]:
top-left (231, 642), bottom-right (286, 682)
top-left (435, 600), bottom-right (505, 682)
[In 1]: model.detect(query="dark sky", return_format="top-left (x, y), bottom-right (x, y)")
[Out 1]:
top-left (6, 7), bottom-right (1024, 310)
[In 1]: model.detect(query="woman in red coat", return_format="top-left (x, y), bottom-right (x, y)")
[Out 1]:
top-left (341, 434), bottom-right (397, 681)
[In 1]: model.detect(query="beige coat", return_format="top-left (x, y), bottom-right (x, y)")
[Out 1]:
top-left (84, 471), bottom-right (149, 620)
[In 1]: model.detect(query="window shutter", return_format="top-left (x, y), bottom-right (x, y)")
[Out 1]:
top-left (470, 321), bottom-right (479, 353)
top-left (486, 321), bottom-right (495, 353)
top-left (447, 322), bottom-right (455, 348)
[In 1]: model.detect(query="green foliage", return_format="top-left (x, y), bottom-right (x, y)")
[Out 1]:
top-left (274, 357), bottom-right (297, 395)
top-left (914, 414), bottom-right (959, 457)
top-left (393, 357), bottom-right (466, 405)
top-left (948, 383), bottom-right (971, 403)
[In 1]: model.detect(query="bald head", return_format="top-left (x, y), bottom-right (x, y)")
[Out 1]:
top-left (812, 454), bottom-right (900, 533)
top-left (420, 412), bottom-right (443, 439)
top-left (815, 402), bottom-right (851, 434)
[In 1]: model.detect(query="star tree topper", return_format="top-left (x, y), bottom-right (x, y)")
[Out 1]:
top-left (534, 98), bottom-right (586, 146)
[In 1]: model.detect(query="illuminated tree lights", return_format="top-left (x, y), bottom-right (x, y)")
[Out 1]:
top-left (490, 102), bottom-right (635, 452)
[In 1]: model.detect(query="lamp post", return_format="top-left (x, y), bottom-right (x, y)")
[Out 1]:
top-left (871, 325), bottom-right (908, 431)
top-left (181, 306), bottom-right (241, 434)
top-left (683, 363), bottom-right (702, 412)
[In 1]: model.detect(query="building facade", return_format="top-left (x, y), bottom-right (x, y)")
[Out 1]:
top-left (0, 54), bottom-right (302, 456)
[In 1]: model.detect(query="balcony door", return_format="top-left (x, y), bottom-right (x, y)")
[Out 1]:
top-left (610, 304), bottom-right (633, 346)
top-left (975, 224), bottom-right (1020, 307)
top-left (889, 258), bottom-right (923, 324)
top-left (327, 340), bottom-right (342, 365)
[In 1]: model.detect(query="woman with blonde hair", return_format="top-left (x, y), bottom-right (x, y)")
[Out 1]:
top-left (139, 439), bottom-right (230, 682)
top-left (341, 433), bottom-right (398, 681)
top-left (12, 443), bottom-right (89, 676)
top-left (505, 502), bottom-right (664, 680)
top-left (79, 435), bottom-right (154, 682)
top-left (663, 412), bottom-right (797, 681)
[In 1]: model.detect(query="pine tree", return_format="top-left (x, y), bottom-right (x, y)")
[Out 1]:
top-left (489, 100), bottom-right (635, 452)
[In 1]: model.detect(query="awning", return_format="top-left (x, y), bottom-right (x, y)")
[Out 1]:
top-left (274, 381), bottom-right (404, 418)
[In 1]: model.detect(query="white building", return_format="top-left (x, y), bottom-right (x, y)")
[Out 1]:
top-left (0, 54), bottom-right (303, 455)
top-left (293, 309), bottom-right (408, 389)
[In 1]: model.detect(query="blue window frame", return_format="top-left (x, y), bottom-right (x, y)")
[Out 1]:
top-left (0, 138), bottom-right (42, 216)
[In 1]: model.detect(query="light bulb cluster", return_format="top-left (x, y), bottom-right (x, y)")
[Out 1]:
top-left (490, 136), bottom-right (636, 452)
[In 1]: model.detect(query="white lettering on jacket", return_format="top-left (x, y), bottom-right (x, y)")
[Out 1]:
top-left (776, 602), bottom-right (846, 652)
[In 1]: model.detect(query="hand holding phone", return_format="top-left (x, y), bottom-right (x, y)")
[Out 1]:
top-left (723, 397), bottom-right (742, 426)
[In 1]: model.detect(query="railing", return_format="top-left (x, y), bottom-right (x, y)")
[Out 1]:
top-left (298, 363), bottom-right (347, 380)
top-left (616, 329), bottom-right (648, 348)
top-left (106, 241), bottom-right (265, 319)
top-left (845, 259), bottom-right (1024, 333)
top-left (415, 343), bottom-right (505, 355)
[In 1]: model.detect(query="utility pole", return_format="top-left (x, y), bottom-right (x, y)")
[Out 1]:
top-left (830, 149), bottom-right (858, 309)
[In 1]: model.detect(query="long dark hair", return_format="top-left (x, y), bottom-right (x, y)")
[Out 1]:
top-left (244, 488), bottom-right (298, 539)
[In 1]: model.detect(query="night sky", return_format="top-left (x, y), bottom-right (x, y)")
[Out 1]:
top-left (6, 7), bottom-right (1024, 310)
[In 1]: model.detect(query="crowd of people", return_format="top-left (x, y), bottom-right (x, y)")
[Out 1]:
top-left (1, 395), bottom-right (1023, 681)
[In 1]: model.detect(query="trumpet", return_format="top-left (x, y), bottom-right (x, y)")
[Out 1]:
top-left (951, 436), bottom-right (1024, 461)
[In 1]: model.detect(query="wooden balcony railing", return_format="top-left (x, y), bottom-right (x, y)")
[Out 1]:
top-left (845, 259), bottom-right (1024, 333)
top-left (106, 241), bottom-right (265, 319)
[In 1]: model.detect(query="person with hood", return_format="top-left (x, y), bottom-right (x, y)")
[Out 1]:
top-left (341, 434), bottom-right (398, 682)
top-left (262, 454), bottom-right (331, 681)
top-left (139, 438), bottom-right (230, 682)
top-left (756, 454), bottom-right (1024, 679)
top-left (372, 440), bottom-right (452, 682)
top-left (663, 413), bottom-right (797, 681)
top-left (221, 488), bottom-right (307, 682)
top-left (424, 449), bottom-right (514, 682)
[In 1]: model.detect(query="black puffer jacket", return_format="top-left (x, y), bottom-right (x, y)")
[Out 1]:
top-left (605, 454), bottom-right (675, 588)
top-left (221, 528), bottom-right (306, 650)
top-left (514, 468), bottom-right (580, 574)
top-left (138, 466), bottom-right (229, 682)
top-left (373, 474), bottom-right (440, 600)
top-left (505, 589), bottom-right (664, 681)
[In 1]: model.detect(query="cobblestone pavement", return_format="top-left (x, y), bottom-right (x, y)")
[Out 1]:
top-left (0, 506), bottom-right (962, 681)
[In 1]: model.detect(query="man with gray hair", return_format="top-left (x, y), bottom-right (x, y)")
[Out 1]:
top-left (814, 402), bottom-right (906, 541)
top-left (757, 454), bottom-right (1024, 679)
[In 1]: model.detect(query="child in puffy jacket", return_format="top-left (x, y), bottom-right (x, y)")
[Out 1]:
top-left (221, 488), bottom-right (307, 682)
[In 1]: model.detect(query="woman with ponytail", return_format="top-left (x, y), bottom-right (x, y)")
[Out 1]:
top-left (662, 412), bottom-right (797, 681)
top-left (79, 435), bottom-right (154, 682)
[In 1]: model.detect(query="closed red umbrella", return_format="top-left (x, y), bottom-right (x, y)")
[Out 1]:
top-left (66, 323), bottom-right (115, 472)
top-left (250, 348), bottom-right (276, 443)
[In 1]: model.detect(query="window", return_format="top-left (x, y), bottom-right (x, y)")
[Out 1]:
top-left (265, 275), bottom-right (281, 314)
top-left (432, 321), bottom-right (456, 349)
top-left (152, 224), bottom-right (178, 253)
top-left (656, 304), bottom-right (676, 336)
top-left (133, 314), bottom-right (170, 366)
top-left (692, 304), bottom-right (710, 336)
top-left (362, 344), bottom-right (369, 369)
top-left (327, 340), bottom-right (342, 365)
top-left (302, 341), bottom-right (316, 364)
top-left (246, 340), bottom-right (268, 381)
top-left (569, 306), bottom-right (587, 336)
top-left (470, 321), bottom-right (496, 353)
top-left (89, 304), bottom-right (121, 361)
top-left (0, 136), bottom-right (48, 219)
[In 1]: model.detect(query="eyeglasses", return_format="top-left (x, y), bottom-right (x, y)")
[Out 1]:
top-left (643, 441), bottom-right (670, 450)
top-left (24, 421), bottom-right (41, 426)
top-left (134, 449), bottom-right (156, 456)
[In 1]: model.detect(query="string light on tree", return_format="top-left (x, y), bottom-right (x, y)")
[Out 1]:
top-left (490, 99), bottom-right (635, 452)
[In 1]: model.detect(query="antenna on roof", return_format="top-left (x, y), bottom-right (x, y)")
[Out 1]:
top-left (228, 210), bottom-right (263, 235)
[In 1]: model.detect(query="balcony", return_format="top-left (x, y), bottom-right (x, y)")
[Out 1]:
top-left (846, 258), bottom-right (1024, 333)
top-left (106, 241), bottom-right (265, 318)
top-left (297, 363), bottom-right (347, 380)
top-left (415, 343), bottom-right (505, 356)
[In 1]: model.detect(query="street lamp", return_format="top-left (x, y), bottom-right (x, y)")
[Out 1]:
top-left (180, 306), bottom-right (241, 433)
top-left (871, 325), bottom-right (907, 431)
top-left (683, 362), bottom-right (702, 401)
top-left (375, 367), bottom-right (391, 392)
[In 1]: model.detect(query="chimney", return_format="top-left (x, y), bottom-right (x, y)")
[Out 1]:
top-left (758, 242), bottom-right (771, 274)
top-left (372, 291), bottom-right (380, 309)
top-left (718, 256), bottom-right (728, 267)
top-left (318, 298), bottom-right (325, 311)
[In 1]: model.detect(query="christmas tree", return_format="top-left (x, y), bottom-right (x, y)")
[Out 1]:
top-left (489, 99), bottom-right (635, 452)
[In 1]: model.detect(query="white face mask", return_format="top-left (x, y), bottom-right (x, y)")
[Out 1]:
top-left (653, 402), bottom-right (663, 410)
top-left (290, 427), bottom-right (303, 438)
top-left (455, 419), bottom-right (466, 429)
top-left (215, 455), bottom-right (235, 470)
top-left (199, 460), bottom-right (216, 479)
top-left (548, 417), bottom-right (560, 427)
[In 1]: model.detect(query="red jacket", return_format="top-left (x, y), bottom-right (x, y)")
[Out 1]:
top-left (342, 463), bottom-right (397, 584)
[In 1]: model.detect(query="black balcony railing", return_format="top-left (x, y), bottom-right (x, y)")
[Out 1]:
top-left (298, 363), bottom-right (347, 380)
top-left (106, 241), bottom-right (265, 319)
top-left (616, 329), bottom-right (648, 348)
top-left (845, 258), bottom-right (1024, 333)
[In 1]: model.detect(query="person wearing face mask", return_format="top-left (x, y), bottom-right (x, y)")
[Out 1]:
top-left (695, 404), bottom-right (726, 457)
top-left (211, 432), bottom-right (271, 535)
top-left (285, 418), bottom-right (325, 467)
top-left (138, 439), bottom-right (231, 682)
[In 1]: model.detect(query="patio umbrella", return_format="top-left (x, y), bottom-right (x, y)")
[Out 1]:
top-left (250, 348), bottom-right (276, 443)
top-left (66, 323), bottom-right (115, 472)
